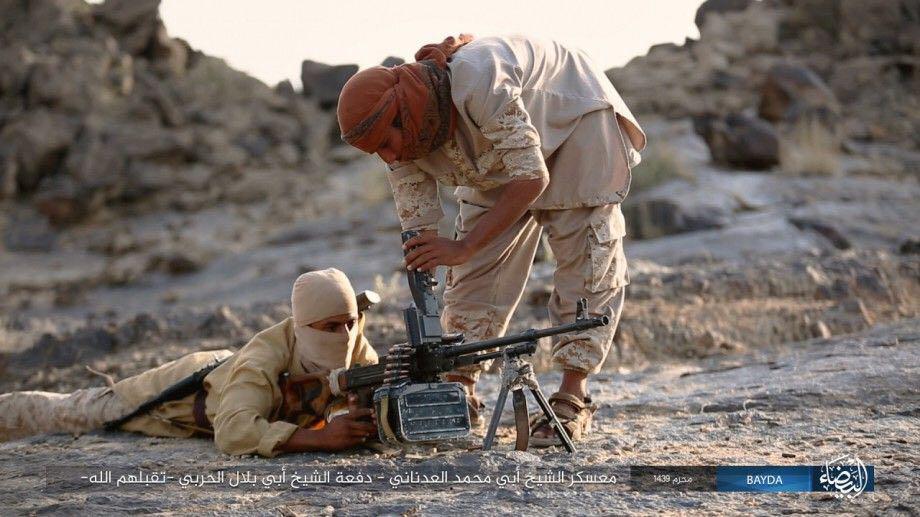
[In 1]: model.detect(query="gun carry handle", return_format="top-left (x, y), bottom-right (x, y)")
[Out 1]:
top-left (356, 290), bottom-right (381, 313)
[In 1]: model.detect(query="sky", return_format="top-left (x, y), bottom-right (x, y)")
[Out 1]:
top-left (158, 0), bottom-right (705, 87)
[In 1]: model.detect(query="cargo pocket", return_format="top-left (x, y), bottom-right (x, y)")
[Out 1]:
top-left (586, 205), bottom-right (629, 293)
top-left (448, 200), bottom-right (489, 290)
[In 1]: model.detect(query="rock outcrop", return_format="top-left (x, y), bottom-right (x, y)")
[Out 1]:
top-left (692, 113), bottom-right (779, 169)
top-left (0, 0), bottom-right (329, 225)
top-left (609, 0), bottom-right (920, 152)
top-left (299, 60), bottom-right (358, 110)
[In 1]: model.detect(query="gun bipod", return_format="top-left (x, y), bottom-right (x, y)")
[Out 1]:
top-left (482, 347), bottom-right (576, 453)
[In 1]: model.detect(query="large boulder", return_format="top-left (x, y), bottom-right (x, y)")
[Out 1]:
top-left (25, 42), bottom-right (121, 112)
top-left (380, 56), bottom-right (405, 67)
top-left (0, 44), bottom-right (35, 98)
top-left (759, 63), bottom-right (842, 175)
top-left (693, 113), bottom-right (779, 169)
top-left (0, 0), bottom-right (91, 47)
top-left (60, 123), bottom-right (127, 194)
top-left (300, 60), bottom-right (358, 109)
top-left (33, 175), bottom-right (100, 226)
top-left (148, 25), bottom-right (189, 77)
top-left (694, 0), bottom-right (754, 30)
top-left (759, 63), bottom-right (839, 124)
top-left (0, 109), bottom-right (78, 196)
top-left (623, 197), bottom-right (730, 239)
top-left (92, 0), bottom-right (161, 56)
top-left (837, 0), bottom-right (920, 58)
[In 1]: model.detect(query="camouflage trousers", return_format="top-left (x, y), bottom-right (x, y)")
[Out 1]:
top-left (0, 387), bottom-right (129, 442)
top-left (444, 201), bottom-right (628, 382)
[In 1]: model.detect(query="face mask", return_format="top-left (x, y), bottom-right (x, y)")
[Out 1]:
top-left (292, 323), bottom-right (359, 373)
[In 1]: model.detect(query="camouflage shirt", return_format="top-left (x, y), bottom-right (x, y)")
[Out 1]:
top-left (387, 98), bottom-right (549, 231)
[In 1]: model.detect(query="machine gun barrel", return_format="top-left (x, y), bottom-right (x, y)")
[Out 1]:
top-left (442, 315), bottom-right (609, 359)
top-left (450, 341), bottom-right (536, 368)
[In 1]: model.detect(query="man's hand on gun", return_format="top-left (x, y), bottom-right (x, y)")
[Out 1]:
top-left (402, 230), bottom-right (474, 272)
top-left (321, 394), bottom-right (377, 450)
top-left (278, 374), bottom-right (377, 452)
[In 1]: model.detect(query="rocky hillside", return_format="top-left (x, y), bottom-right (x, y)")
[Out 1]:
top-left (608, 0), bottom-right (920, 174)
top-left (0, 0), bottom-right (339, 226)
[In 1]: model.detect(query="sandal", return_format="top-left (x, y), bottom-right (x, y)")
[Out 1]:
top-left (529, 392), bottom-right (597, 447)
top-left (467, 393), bottom-right (485, 428)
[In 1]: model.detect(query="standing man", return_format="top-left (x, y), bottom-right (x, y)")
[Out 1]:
top-left (336, 35), bottom-right (645, 446)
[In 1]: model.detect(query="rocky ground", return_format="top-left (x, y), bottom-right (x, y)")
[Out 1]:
top-left (1, 0), bottom-right (919, 514)
top-left (0, 319), bottom-right (916, 515)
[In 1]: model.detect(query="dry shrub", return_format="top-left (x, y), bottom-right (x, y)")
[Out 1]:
top-left (630, 143), bottom-right (694, 193)
top-left (372, 272), bottom-right (408, 308)
top-left (779, 118), bottom-right (841, 176)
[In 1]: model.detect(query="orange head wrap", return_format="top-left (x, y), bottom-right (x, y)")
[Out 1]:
top-left (337, 34), bottom-right (473, 160)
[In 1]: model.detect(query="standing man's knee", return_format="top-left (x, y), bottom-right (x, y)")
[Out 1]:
top-left (551, 287), bottom-right (625, 374)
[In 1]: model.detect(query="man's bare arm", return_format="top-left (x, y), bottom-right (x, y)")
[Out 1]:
top-left (274, 396), bottom-right (376, 453)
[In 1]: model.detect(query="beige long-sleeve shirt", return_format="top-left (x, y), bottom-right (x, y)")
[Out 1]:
top-left (387, 35), bottom-right (646, 231)
top-left (113, 316), bottom-right (378, 457)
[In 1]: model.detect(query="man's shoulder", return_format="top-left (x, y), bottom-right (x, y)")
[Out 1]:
top-left (449, 36), bottom-right (515, 81)
top-left (449, 35), bottom-right (569, 89)
top-left (452, 35), bottom-right (559, 63)
top-left (244, 317), bottom-right (295, 351)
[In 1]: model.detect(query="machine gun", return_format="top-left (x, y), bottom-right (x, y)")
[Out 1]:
top-left (330, 230), bottom-right (609, 451)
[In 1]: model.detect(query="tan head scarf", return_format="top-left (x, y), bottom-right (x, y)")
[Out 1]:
top-left (290, 269), bottom-right (359, 372)
top-left (337, 34), bottom-right (473, 160)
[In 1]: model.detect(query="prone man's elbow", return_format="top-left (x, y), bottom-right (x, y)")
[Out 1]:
top-left (212, 413), bottom-right (257, 456)
top-left (213, 428), bottom-right (238, 455)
